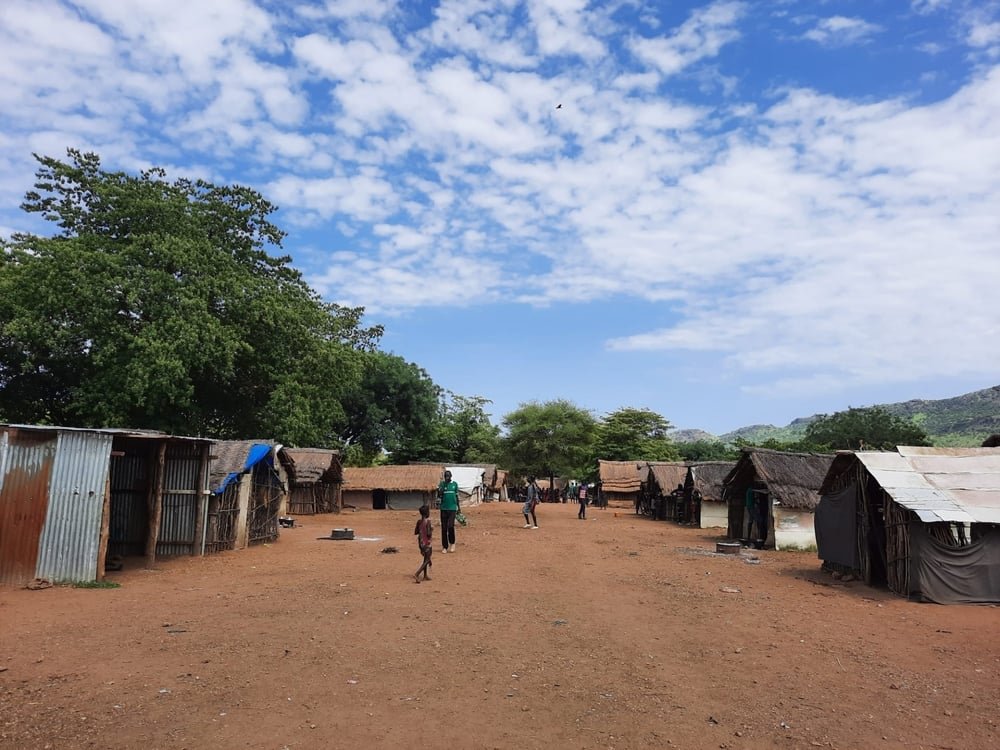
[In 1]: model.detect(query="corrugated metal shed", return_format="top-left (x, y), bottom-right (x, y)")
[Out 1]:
top-left (853, 446), bottom-right (1000, 524)
top-left (35, 430), bottom-right (113, 583)
top-left (0, 428), bottom-right (56, 584)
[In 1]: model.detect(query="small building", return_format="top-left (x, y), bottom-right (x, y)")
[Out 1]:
top-left (724, 448), bottom-right (834, 550)
top-left (278, 448), bottom-right (342, 515)
top-left (817, 446), bottom-right (1000, 603)
top-left (207, 440), bottom-right (284, 552)
top-left (1, 424), bottom-right (212, 585)
top-left (342, 465), bottom-right (444, 510)
top-left (687, 461), bottom-right (737, 528)
top-left (492, 469), bottom-right (509, 502)
top-left (446, 465), bottom-right (487, 506)
top-left (646, 462), bottom-right (689, 520)
top-left (598, 460), bottom-right (651, 509)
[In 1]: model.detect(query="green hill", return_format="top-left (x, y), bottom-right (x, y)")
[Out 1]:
top-left (700, 385), bottom-right (1000, 447)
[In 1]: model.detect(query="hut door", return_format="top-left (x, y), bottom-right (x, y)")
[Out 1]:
top-left (207, 483), bottom-right (240, 553)
top-left (373, 489), bottom-right (387, 510)
top-left (247, 463), bottom-right (282, 544)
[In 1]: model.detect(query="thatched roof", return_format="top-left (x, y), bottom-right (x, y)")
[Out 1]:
top-left (598, 460), bottom-right (650, 493)
top-left (648, 462), bottom-right (688, 494)
top-left (342, 464), bottom-right (444, 492)
top-left (280, 448), bottom-right (342, 484)
top-left (688, 461), bottom-right (736, 502)
top-left (495, 469), bottom-right (508, 487)
top-left (725, 448), bottom-right (834, 511)
top-left (209, 439), bottom-right (275, 492)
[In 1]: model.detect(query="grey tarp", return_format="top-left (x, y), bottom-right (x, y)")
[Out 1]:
top-left (909, 524), bottom-right (1000, 604)
top-left (815, 483), bottom-right (859, 569)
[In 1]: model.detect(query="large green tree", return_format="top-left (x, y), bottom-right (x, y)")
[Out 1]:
top-left (0, 151), bottom-right (380, 444)
top-left (392, 393), bottom-right (501, 465)
top-left (803, 406), bottom-right (931, 451)
top-left (501, 400), bottom-right (597, 480)
top-left (593, 407), bottom-right (680, 462)
top-left (336, 351), bottom-right (441, 464)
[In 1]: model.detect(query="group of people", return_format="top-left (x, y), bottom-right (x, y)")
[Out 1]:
top-left (413, 471), bottom-right (592, 582)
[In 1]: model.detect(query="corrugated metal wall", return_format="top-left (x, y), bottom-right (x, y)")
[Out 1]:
top-left (157, 443), bottom-right (202, 557)
top-left (35, 431), bottom-right (113, 583)
top-left (0, 429), bottom-right (56, 585)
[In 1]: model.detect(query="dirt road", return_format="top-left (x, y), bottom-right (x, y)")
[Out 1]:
top-left (2, 502), bottom-right (998, 749)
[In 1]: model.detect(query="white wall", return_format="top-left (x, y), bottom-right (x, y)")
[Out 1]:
top-left (773, 508), bottom-right (816, 551)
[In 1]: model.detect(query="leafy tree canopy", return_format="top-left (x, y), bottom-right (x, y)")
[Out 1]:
top-left (392, 393), bottom-right (500, 465)
top-left (0, 150), bottom-right (381, 445)
top-left (501, 399), bottom-right (597, 481)
top-left (336, 351), bottom-right (440, 463)
top-left (802, 406), bottom-right (931, 451)
top-left (593, 407), bottom-right (679, 463)
top-left (677, 439), bottom-right (740, 462)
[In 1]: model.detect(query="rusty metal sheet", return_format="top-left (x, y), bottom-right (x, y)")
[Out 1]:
top-left (0, 428), bottom-right (56, 585)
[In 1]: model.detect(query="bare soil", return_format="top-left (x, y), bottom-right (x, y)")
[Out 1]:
top-left (2, 502), bottom-right (998, 750)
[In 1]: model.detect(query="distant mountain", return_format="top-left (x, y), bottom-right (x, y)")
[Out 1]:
top-left (672, 385), bottom-right (1000, 447)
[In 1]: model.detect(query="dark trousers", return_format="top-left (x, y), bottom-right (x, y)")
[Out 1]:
top-left (440, 509), bottom-right (457, 548)
top-left (578, 500), bottom-right (588, 519)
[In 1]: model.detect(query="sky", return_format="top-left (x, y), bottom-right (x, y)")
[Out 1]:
top-left (1, 0), bottom-right (999, 436)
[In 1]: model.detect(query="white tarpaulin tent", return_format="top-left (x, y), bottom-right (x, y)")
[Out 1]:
top-left (447, 466), bottom-right (486, 507)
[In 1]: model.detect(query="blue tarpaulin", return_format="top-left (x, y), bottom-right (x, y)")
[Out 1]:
top-left (213, 443), bottom-right (273, 495)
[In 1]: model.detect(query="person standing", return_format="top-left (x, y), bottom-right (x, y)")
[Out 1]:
top-left (577, 482), bottom-right (589, 519)
top-left (413, 504), bottom-right (433, 582)
top-left (523, 476), bottom-right (540, 529)
top-left (438, 470), bottom-right (460, 553)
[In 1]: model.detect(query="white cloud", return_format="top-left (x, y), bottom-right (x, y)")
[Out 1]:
top-left (630, 1), bottom-right (746, 77)
top-left (802, 16), bottom-right (881, 46)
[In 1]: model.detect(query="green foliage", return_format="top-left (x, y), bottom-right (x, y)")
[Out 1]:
top-left (676, 439), bottom-right (740, 462)
top-left (393, 393), bottom-right (501, 464)
top-left (501, 400), bottom-right (597, 480)
top-left (0, 151), bottom-right (380, 445)
top-left (802, 406), bottom-right (930, 451)
top-left (594, 407), bottom-right (679, 462)
top-left (337, 352), bottom-right (440, 461)
top-left (72, 580), bottom-right (121, 589)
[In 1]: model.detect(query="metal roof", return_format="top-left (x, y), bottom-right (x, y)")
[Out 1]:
top-left (854, 446), bottom-right (1000, 524)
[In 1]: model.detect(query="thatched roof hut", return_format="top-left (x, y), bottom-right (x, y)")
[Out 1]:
top-left (342, 465), bottom-right (444, 510)
top-left (278, 448), bottom-right (342, 514)
top-left (724, 448), bottom-right (835, 550)
top-left (687, 461), bottom-right (737, 528)
top-left (207, 440), bottom-right (283, 551)
top-left (646, 462), bottom-right (689, 520)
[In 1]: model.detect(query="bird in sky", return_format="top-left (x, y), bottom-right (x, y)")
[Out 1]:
top-left (556, 103), bottom-right (562, 109)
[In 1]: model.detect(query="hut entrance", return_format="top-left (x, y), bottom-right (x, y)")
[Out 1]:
top-left (247, 461), bottom-right (283, 545)
top-left (108, 440), bottom-right (154, 561)
top-left (373, 489), bottom-right (388, 510)
top-left (206, 482), bottom-right (240, 553)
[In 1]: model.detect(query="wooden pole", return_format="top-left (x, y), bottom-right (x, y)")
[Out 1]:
top-left (145, 442), bottom-right (167, 570)
top-left (96, 472), bottom-right (112, 582)
top-left (192, 442), bottom-right (210, 556)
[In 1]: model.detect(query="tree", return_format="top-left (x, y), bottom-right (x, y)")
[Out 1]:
top-left (0, 150), bottom-right (381, 444)
top-left (802, 406), bottom-right (931, 451)
top-left (336, 352), bottom-right (441, 464)
top-left (501, 400), bottom-right (597, 480)
top-left (676, 440), bottom-right (740, 462)
top-left (593, 407), bottom-right (680, 463)
top-left (392, 393), bottom-right (501, 465)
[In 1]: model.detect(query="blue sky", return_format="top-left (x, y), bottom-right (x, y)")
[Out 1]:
top-left (1, 0), bottom-right (998, 435)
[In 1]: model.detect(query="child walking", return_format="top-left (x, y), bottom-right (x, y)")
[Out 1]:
top-left (414, 504), bottom-right (433, 583)
top-left (522, 476), bottom-right (540, 529)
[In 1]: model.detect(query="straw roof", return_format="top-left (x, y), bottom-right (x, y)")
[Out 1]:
top-left (648, 462), bottom-right (688, 494)
top-left (598, 460), bottom-right (650, 493)
top-left (209, 439), bottom-right (274, 492)
top-left (725, 448), bottom-right (834, 511)
top-left (688, 461), bottom-right (736, 502)
top-left (280, 448), bottom-right (342, 484)
top-left (342, 464), bottom-right (444, 492)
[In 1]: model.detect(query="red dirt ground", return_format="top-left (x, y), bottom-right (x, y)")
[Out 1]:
top-left (2, 501), bottom-right (998, 750)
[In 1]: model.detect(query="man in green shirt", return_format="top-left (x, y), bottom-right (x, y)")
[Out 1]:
top-left (438, 470), bottom-right (460, 553)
